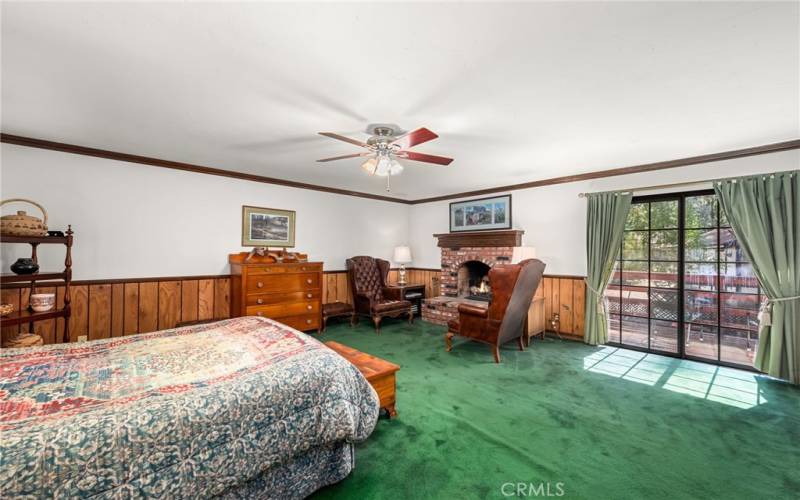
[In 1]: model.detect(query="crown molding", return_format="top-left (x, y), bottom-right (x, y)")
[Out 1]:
top-left (409, 139), bottom-right (800, 204)
top-left (0, 133), bottom-right (410, 204)
top-left (3, 133), bottom-right (797, 205)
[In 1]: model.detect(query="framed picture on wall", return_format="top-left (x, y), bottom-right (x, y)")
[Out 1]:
top-left (242, 206), bottom-right (296, 247)
top-left (449, 195), bottom-right (512, 232)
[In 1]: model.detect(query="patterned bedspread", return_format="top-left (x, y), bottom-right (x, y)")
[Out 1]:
top-left (0, 317), bottom-right (379, 498)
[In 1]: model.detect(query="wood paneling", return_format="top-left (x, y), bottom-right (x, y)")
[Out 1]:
top-left (138, 282), bottom-right (159, 334)
top-left (181, 280), bottom-right (198, 323)
top-left (323, 272), bottom-right (351, 304)
top-left (88, 284), bottom-right (112, 340)
top-left (559, 279), bottom-right (574, 333)
top-left (214, 278), bottom-right (230, 319)
top-left (123, 283), bottom-right (139, 335)
top-left (69, 286), bottom-right (88, 342)
top-left (3, 271), bottom-right (584, 345)
top-left (111, 283), bottom-right (124, 337)
top-left (158, 281), bottom-right (181, 330)
top-left (538, 276), bottom-right (586, 339)
top-left (3, 277), bottom-right (233, 344)
top-left (198, 279), bottom-right (215, 321)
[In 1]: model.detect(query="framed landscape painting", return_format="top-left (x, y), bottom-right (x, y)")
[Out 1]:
top-left (449, 195), bottom-right (512, 232)
top-left (242, 206), bottom-right (296, 247)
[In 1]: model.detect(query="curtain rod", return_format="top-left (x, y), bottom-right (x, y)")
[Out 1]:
top-left (577, 170), bottom-right (796, 198)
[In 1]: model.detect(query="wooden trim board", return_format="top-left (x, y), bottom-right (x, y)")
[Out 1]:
top-left (3, 133), bottom-right (797, 204)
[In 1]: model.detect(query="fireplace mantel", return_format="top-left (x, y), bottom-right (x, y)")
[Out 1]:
top-left (433, 230), bottom-right (524, 249)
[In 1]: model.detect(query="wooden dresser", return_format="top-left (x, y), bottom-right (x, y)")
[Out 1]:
top-left (229, 253), bottom-right (323, 333)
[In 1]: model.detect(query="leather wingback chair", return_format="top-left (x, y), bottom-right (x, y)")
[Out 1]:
top-left (446, 259), bottom-right (546, 362)
top-left (347, 256), bottom-right (414, 333)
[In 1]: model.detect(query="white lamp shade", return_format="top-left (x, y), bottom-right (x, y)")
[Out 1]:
top-left (511, 246), bottom-right (537, 263)
top-left (393, 246), bottom-right (413, 264)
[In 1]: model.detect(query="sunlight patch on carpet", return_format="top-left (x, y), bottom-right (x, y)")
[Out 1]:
top-left (583, 346), bottom-right (768, 408)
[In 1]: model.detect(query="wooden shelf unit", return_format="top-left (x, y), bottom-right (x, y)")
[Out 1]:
top-left (0, 227), bottom-right (73, 344)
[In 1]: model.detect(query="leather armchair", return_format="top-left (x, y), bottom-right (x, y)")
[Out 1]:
top-left (446, 259), bottom-right (546, 362)
top-left (346, 256), bottom-right (414, 333)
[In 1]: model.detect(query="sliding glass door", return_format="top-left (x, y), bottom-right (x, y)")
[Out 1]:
top-left (606, 191), bottom-right (764, 369)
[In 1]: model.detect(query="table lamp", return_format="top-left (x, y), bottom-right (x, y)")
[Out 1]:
top-left (393, 246), bottom-right (413, 285)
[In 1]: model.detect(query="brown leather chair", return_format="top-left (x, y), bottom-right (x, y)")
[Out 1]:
top-left (446, 259), bottom-right (546, 362)
top-left (347, 256), bottom-right (414, 333)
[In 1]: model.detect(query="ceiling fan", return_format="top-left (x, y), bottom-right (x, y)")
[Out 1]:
top-left (317, 125), bottom-right (453, 191)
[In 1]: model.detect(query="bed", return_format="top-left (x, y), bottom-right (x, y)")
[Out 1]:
top-left (0, 317), bottom-right (379, 498)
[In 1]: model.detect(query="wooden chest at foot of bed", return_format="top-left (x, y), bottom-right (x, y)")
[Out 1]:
top-left (325, 341), bottom-right (400, 418)
top-left (230, 254), bottom-right (323, 332)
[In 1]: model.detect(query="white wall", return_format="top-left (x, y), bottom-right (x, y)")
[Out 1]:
top-left (0, 144), bottom-right (410, 279)
top-left (409, 149), bottom-right (800, 276)
top-left (2, 144), bottom-right (797, 281)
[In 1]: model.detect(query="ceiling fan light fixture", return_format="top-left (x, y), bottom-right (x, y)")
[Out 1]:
top-left (374, 158), bottom-right (403, 177)
top-left (361, 157), bottom-right (378, 175)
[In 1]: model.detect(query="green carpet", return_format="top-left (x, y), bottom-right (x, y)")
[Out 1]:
top-left (312, 319), bottom-right (800, 500)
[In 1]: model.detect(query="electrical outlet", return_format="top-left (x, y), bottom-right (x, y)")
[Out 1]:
top-left (78, 335), bottom-right (88, 342)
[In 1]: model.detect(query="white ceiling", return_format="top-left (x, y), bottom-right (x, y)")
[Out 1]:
top-left (1, 2), bottom-right (798, 200)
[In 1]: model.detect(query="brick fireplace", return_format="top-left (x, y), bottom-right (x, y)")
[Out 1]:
top-left (422, 230), bottom-right (525, 325)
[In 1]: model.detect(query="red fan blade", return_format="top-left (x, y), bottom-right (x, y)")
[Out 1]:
top-left (391, 127), bottom-right (438, 149)
top-left (317, 152), bottom-right (371, 162)
top-left (398, 151), bottom-right (454, 165)
top-left (318, 132), bottom-right (369, 148)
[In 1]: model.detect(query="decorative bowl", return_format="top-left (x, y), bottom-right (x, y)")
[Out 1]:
top-left (30, 293), bottom-right (56, 312)
top-left (0, 303), bottom-right (14, 317)
top-left (10, 257), bottom-right (39, 275)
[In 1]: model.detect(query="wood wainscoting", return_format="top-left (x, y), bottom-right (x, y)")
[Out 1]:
top-left (1, 276), bottom-right (232, 345)
top-left (2, 270), bottom-right (585, 344)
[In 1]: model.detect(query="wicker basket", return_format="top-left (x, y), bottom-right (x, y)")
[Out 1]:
top-left (1, 198), bottom-right (48, 237)
top-left (2, 333), bottom-right (44, 348)
top-left (0, 303), bottom-right (14, 317)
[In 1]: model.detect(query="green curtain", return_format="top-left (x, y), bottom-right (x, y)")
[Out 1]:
top-left (715, 171), bottom-right (799, 384)
top-left (584, 192), bottom-right (632, 345)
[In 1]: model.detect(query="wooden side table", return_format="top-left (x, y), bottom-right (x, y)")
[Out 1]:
top-left (325, 341), bottom-right (400, 418)
top-left (385, 283), bottom-right (426, 317)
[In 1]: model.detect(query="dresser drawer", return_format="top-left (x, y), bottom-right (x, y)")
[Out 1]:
top-left (246, 290), bottom-right (320, 306)
top-left (246, 273), bottom-right (320, 293)
top-left (277, 313), bottom-right (320, 331)
top-left (285, 263), bottom-right (322, 273)
top-left (247, 301), bottom-right (320, 318)
top-left (248, 263), bottom-right (322, 275)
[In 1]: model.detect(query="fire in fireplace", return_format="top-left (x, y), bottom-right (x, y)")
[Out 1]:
top-left (458, 261), bottom-right (492, 301)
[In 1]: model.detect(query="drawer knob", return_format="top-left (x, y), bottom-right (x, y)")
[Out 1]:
top-left (306, 279), bottom-right (312, 284)
top-left (307, 293), bottom-right (312, 298)
top-left (307, 305), bottom-right (312, 310)
top-left (301, 266), bottom-right (306, 271)
top-left (306, 319), bottom-right (312, 324)
top-left (256, 312), bottom-right (263, 317)
top-left (257, 282), bottom-right (264, 288)
top-left (257, 298), bottom-right (263, 304)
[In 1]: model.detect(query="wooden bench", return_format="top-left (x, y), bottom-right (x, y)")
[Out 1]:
top-left (325, 341), bottom-right (400, 418)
